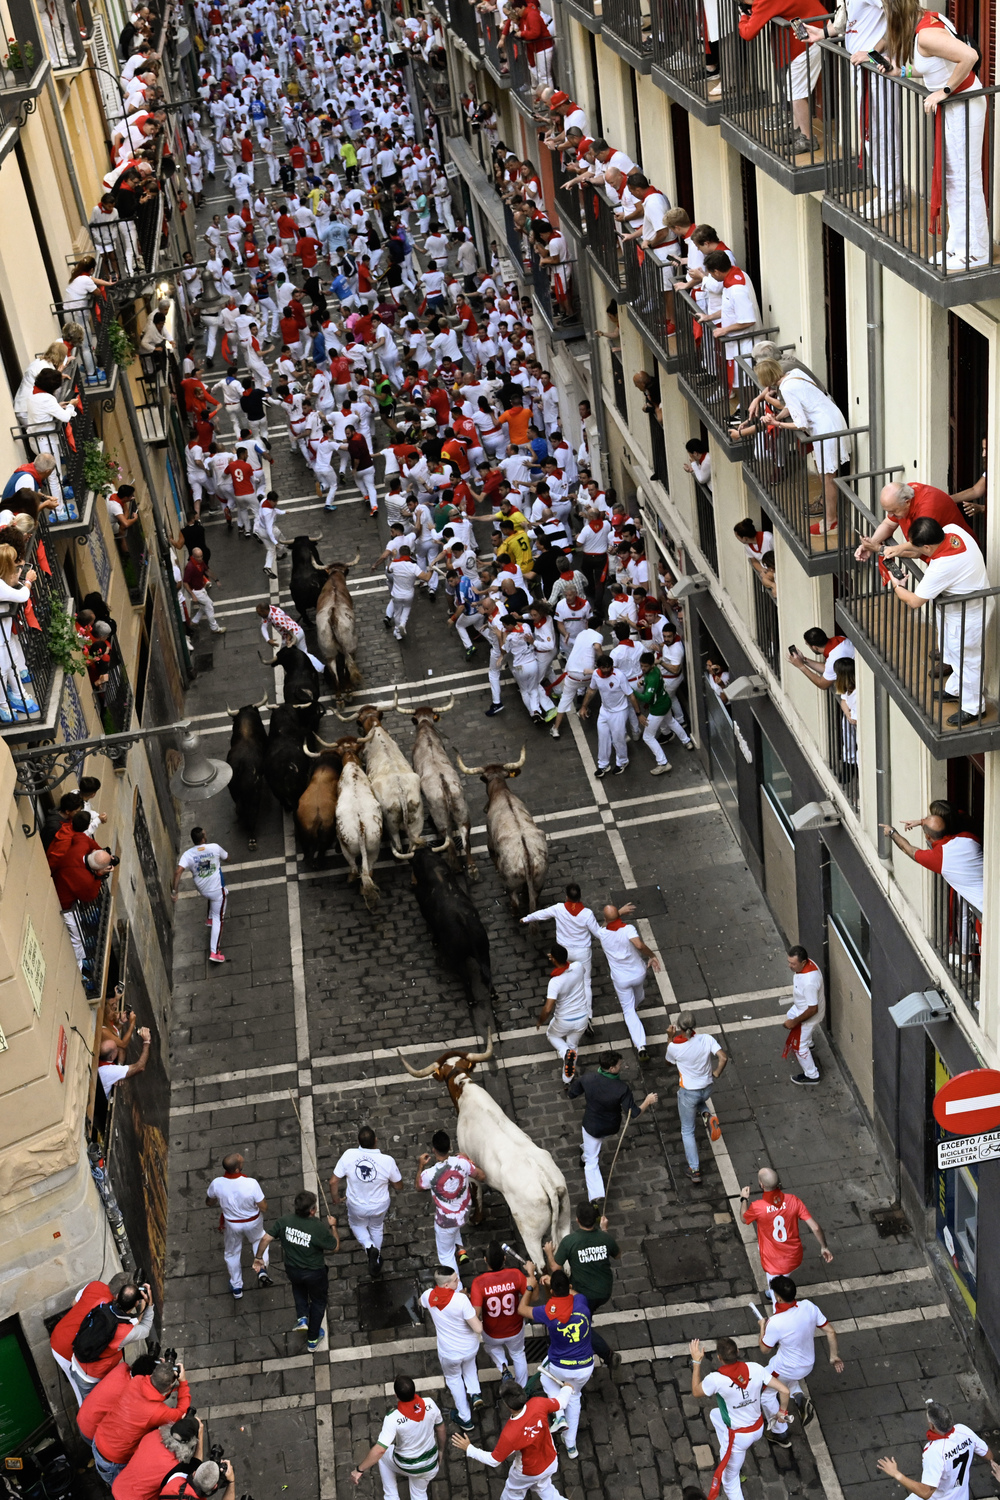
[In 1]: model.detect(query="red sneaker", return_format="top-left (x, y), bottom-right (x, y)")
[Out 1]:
top-left (209, 951), bottom-right (226, 964)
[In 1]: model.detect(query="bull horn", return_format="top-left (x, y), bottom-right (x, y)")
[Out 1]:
top-left (358, 725), bottom-right (377, 745)
top-left (292, 698), bottom-right (315, 709)
top-left (431, 835), bottom-right (452, 854)
top-left (333, 707), bottom-right (358, 722)
top-left (254, 693), bottom-right (268, 709)
top-left (226, 704), bottom-right (239, 717)
top-left (465, 1033), bottom-right (495, 1064)
top-left (308, 533), bottom-right (322, 542)
top-left (436, 695), bottom-right (455, 714)
top-left (456, 754), bottom-right (484, 776)
top-left (503, 745), bottom-right (527, 772)
top-left (303, 744), bottom-right (321, 758)
top-left (397, 1051), bottom-right (440, 1079)
top-left (347, 551), bottom-right (361, 566)
top-left (257, 650), bottom-right (279, 667)
top-left (392, 686), bottom-right (408, 717)
top-left (391, 847), bottom-right (416, 860)
top-left (312, 733), bottom-right (341, 750)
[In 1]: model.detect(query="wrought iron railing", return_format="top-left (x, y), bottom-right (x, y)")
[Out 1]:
top-left (41, 0), bottom-right (85, 68)
top-left (118, 507), bottom-right (149, 605)
top-left (77, 880), bottom-right (112, 998)
top-left (650, 0), bottom-right (727, 111)
top-left (931, 872), bottom-right (980, 1014)
top-left (100, 634), bottom-right (133, 739)
top-left (11, 358), bottom-right (93, 520)
top-left (752, 570), bottom-right (780, 673)
top-left (479, 6), bottom-right (509, 76)
top-left (623, 239), bottom-right (675, 365)
top-left (820, 42), bottom-right (1000, 281)
top-left (54, 292), bottom-right (113, 392)
top-left (446, 0), bottom-right (481, 54)
top-left (551, 146), bottom-right (586, 237)
top-left (610, 349), bottom-right (628, 418)
top-left (583, 185), bottom-right (635, 295)
top-left (0, 518), bottom-right (68, 728)
top-left (695, 481), bottom-right (718, 573)
top-left (720, 0), bottom-right (828, 173)
top-left (675, 286), bottom-right (778, 439)
top-left (836, 469), bottom-right (1000, 739)
top-left (0, 0), bottom-right (47, 94)
top-left (506, 32), bottom-right (539, 110)
top-left (603, 0), bottom-right (651, 58)
top-left (502, 200), bottom-right (528, 268)
top-left (825, 685), bottom-right (859, 812)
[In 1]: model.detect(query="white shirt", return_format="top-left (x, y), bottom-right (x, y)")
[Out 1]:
top-left (98, 1063), bottom-right (129, 1099)
top-left (700, 1361), bottom-right (771, 1429)
top-left (556, 597), bottom-right (594, 643)
top-left (589, 668), bottom-right (632, 713)
top-left (376, 1397), bottom-right (444, 1471)
top-left (598, 922), bottom-right (646, 983)
top-left (577, 519), bottom-right (612, 554)
top-left (389, 558), bottom-right (424, 600)
top-left (665, 1032), bottom-right (721, 1091)
top-left (207, 1173), bottom-right (266, 1223)
top-left (920, 1426), bottom-right (989, 1500)
top-left (913, 526), bottom-right (991, 607)
top-left (564, 627), bottom-right (605, 675)
top-left (546, 960), bottom-right (590, 1022)
top-left (332, 1147), bottom-right (401, 1215)
top-left (760, 1299), bottom-right (828, 1380)
top-left (178, 842), bottom-right (228, 897)
top-left (788, 962), bottom-right (825, 1025)
top-left (522, 901), bottom-right (602, 953)
top-left (420, 1287), bottom-right (480, 1360)
top-left (821, 637), bottom-right (856, 681)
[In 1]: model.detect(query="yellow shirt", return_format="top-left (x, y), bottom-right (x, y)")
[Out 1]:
top-left (497, 531), bottom-right (534, 568)
top-left (491, 507), bottom-right (529, 532)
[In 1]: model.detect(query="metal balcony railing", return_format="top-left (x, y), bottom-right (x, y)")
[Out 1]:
top-left (99, 634), bottom-right (133, 739)
top-left (835, 468), bottom-right (1000, 750)
top-left (752, 570), bottom-right (780, 673)
top-left (118, 507), bottom-right (149, 605)
top-left (825, 687), bottom-right (859, 813)
top-left (623, 239), bottom-right (676, 367)
top-left (11, 359), bottom-right (93, 524)
top-left (502, 200), bottom-right (528, 269)
top-left (77, 880), bottom-right (112, 999)
top-left (53, 292), bottom-right (114, 394)
top-left (820, 42), bottom-right (1000, 292)
top-left (931, 873), bottom-right (980, 1014)
top-left (0, 0), bottom-right (47, 95)
top-left (479, 7), bottom-right (509, 79)
top-left (695, 481), bottom-right (718, 573)
top-left (528, 245), bottom-right (583, 337)
top-left (719, 0), bottom-right (829, 187)
top-left (603, 0), bottom-right (652, 64)
top-left (551, 147), bottom-right (586, 238)
top-left (610, 349), bottom-right (628, 418)
top-left (675, 286), bottom-right (777, 444)
top-left (505, 33), bottom-right (541, 111)
top-left (650, 0), bottom-right (726, 118)
top-left (0, 518), bottom-right (68, 731)
top-left (446, 0), bottom-right (481, 55)
top-left (583, 185), bottom-right (636, 295)
top-left (40, 0), bottom-right (84, 69)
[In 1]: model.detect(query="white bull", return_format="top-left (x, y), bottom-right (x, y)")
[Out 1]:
top-left (336, 704), bottom-right (425, 858)
top-left (395, 691), bottom-right (475, 877)
top-left (399, 1037), bottom-right (570, 1266)
top-left (328, 736), bottom-right (383, 910)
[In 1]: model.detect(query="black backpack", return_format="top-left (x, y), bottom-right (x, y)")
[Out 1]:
top-left (72, 1303), bottom-right (121, 1363)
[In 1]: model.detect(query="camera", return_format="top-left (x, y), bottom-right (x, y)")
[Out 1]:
top-left (209, 1445), bottom-right (226, 1464)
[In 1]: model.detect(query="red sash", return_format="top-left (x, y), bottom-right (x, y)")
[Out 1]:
top-left (782, 1025), bottom-right (802, 1059)
top-left (916, 15), bottom-right (978, 229)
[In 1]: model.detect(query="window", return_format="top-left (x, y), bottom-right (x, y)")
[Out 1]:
top-left (948, 313), bottom-right (989, 549)
top-left (588, 33), bottom-right (604, 137)
top-left (628, 69), bottom-right (642, 164)
top-left (740, 155), bottom-right (762, 305)
top-left (760, 734), bottom-right (794, 833)
top-left (823, 224), bottom-right (849, 419)
top-left (671, 104), bottom-right (695, 220)
top-left (827, 855), bottom-right (871, 980)
top-left (133, 793), bottom-right (171, 965)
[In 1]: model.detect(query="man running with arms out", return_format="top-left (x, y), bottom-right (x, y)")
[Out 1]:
top-left (535, 943), bottom-right (591, 1085)
top-left (416, 1130), bottom-right (486, 1272)
top-left (690, 1335), bottom-right (792, 1499)
top-left (172, 826), bottom-right (228, 964)
top-left (350, 1375), bottom-right (446, 1497)
top-left (453, 1378), bottom-right (575, 1497)
top-left (740, 1166), bottom-right (833, 1299)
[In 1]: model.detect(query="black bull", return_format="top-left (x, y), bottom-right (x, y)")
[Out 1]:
top-left (411, 847), bottom-right (493, 1032)
top-left (226, 703), bottom-right (268, 851)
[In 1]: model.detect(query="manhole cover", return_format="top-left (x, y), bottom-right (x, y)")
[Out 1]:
top-left (644, 1233), bottom-right (717, 1287)
top-left (357, 1277), bottom-right (423, 1334)
top-left (870, 1206), bottom-right (911, 1239)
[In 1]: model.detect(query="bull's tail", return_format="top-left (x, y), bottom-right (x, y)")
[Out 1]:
top-left (546, 1170), bottom-right (571, 1252)
top-left (359, 831), bottom-right (380, 910)
top-left (345, 652), bottom-right (363, 688)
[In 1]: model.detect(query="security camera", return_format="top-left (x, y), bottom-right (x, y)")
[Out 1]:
top-left (723, 674), bottom-right (768, 701)
top-left (670, 573), bottom-right (709, 599)
top-left (789, 800), bottom-right (840, 832)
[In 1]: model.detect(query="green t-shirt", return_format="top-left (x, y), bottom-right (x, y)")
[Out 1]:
top-left (634, 667), bottom-right (673, 717)
top-left (554, 1228), bottom-right (620, 1302)
top-left (269, 1213), bottom-right (338, 1270)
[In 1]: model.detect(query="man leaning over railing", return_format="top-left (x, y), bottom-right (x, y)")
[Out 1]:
top-left (46, 812), bottom-right (118, 972)
top-left (880, 800), bottom-right (984, 936)
top-left (882, 515), bottom-right (994, 727)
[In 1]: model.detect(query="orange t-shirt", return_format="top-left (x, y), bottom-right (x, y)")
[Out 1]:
top-left (500, 405), bottom-right (530, 445)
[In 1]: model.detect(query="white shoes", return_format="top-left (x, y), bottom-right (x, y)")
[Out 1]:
top-left (651, 761), bottom-right (672, 776)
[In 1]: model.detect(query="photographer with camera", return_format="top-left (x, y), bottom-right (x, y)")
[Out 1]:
top-left (46, 809), bottom-right (119, 971)
top-left (89, 1357), bottom-right (191, 1485)
top-left (112, 1413), bottom-right (203, 1500)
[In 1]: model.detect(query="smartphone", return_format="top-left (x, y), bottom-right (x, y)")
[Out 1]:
top-left (788, 644), bottom-right (800, 656)
top-left (791, 18), bottom-right (809, 40)
top-left (882, 553), bottom-right (907, 582)
top-left (868, 48), bottom-right (891, 69)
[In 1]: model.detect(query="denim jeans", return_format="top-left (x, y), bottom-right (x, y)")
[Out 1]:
top-left (288, 1266), bottom-right (329, 1340)
top-left (677, 1083), bottom-right (714, 1171)
top-left (92, 1445), bottom-right (126, 1486)
top-left (582, 1294), bottom-right (613, 1364)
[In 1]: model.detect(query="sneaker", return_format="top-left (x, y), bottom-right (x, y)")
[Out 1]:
top-left (549, 1413), bottom-right (568, 1435)
top-left (456, 1248), bottom-right (470, 1268)
top-left (544, 708), bottom-right (558, 722)
top-left (607, 1350), bottom-right (622, 1370)
top-left (485, 702), bottom-right (504, 716)
top-left (683, 739), bottom-right (696, 751)
top-left (465, 647), bottom-right (477, 660)
top-left (265, 568), bottom-right (277, 578)
top-left (650, 762), bottom-right (672, 776)
top-left (211, 625), bottom-right (227, 634)
top-left (449, 1410), bottom-right (476, 1432)
top-left (705, 1111), bottom-right (721, 1141)
top-left (18, 696), bottom-right (40, 715)
top-left (293, 1316), bottom-right (308, 1330)
top-left (209, 951), bottom-right (226, 963)
top-left (766, 1429), bottom-right (792, 1449)
top-left (384, 617), bottom-right (393, 629)
top-left (564, 1442), bottom-right (579, 1459)
top-left (257, 1270), bottom-right (273, 1287)
top-left (563, 1047), bottom-right (577, 1081)
top-left (790, 1072), bottom-right (819, 1086)
top-left (612, 763), bottom-right (627, 775)
top-left (470, 1394), bottom-right (485, 1413)
top-left (637, 1047), bottom-right (651, 1063)
top-left (367, 1245), bottom-right (382, 1278)
top-left (230, 1283), bottom-right (243, 1298)
top-left (799, 1395), bottom-right (815, 1426)
top-left (594, 766), bottom-right (609, 778)
top-left (324, 503), bottom-right (338, 512)
top-left (687, 1166), bottom-right (702, 1184)
top-left (307, 1328), bottom-right (326, 1351)
top-left (549, 726), bottom-right (561, 739)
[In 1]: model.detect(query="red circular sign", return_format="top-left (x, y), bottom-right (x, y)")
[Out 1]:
top-left (933, 1069), bottom-right (1000, 1136)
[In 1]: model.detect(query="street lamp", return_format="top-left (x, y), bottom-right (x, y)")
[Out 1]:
top-left (12, 719), bottom-right (231, 809)
top-left (169, 726), bottom-right (232, 801)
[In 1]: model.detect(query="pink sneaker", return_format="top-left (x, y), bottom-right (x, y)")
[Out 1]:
top-left (209, 951), bottom-right (226, 964)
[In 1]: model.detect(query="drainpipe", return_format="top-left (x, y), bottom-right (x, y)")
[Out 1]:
top-left (866, 258), bottom-right (892, 866)
top-left (46, 74), bottom-right (88, 226)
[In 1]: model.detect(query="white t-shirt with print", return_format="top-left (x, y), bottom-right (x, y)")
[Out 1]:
top-left (332, 1147), bottom-right (401, 1215)
top-left (178, 842), bottom-right (228, 897)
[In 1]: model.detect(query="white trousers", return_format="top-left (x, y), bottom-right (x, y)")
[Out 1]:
top-left (942, 606), bottom-right (987, 714)
top-left (581, 1128), bottom-right (606, 1201)
top-left (388, 594), bottom-right (414, 638)
top-left (611, 973), bottom-right (647, 1050)
top-left (498, 1456), bottom-right (566, 1500)
top-left (597, 707), bottom-right (628, 769)
top-left (557, 672), bottom-right (588, 714)
top-left (355, 464), bottom-right (378, 508)
top-left (482, 1326), bottom-right (528, 1385)
top-left (189, 587), bottom-right (221, 630)
top-left (347, 1208), bottom-right (386, 1250)
top-left (224, 1212), bottom-right (269, 1289)
top-left (539, 1362), bottom-right (592, 1448)
top-left (51, 1349), bottom-right (85, 1407)
top-left (205, 886), bottom-right (227, 954)
top-left (709, 1409), bottom-right (763, 1500)
top-left (440, 1353), bottom-right (480, 1421)
top-left (943, 93), bottom-right (989, 264)
top-left (546, 1013), bottom-right (589, 1080)
top-left (377, 1452), bottom-right (439, 1500)
top-left (512, 660), bottom-right (553, 716)
top-left (793, 1017), bottom-right (819, 1079)
top-left (434, 1220), bottom-right (465, 1271)
top-left (642, 710), bottom-right (691, 763)
top-left (456, 612), bottom-right (488, 650)
top-left (234, 494), bottom-right (259, 535)
top-left (62, 910), bottom-right (85, 967)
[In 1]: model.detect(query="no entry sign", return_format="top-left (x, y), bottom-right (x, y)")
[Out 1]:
top-left (932, 1069), bottom-right (1000, 1137)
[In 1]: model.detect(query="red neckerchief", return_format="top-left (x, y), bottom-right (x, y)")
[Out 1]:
top-left (550, 962), bottom-right (569, 976)
top-left (564, 598), bottom-right (587, 611)
top-left (926, 1427), bottom-right (955, 1442)
top-left (559, 568), bottom-right (575, 580)
top-left (429, 1286), bottom-right (456, 1309)
top-left (545, 1295), bottom-right (574, 1321)
top-left (931, 534), bottom-right (967, 559)
top-left (762, 1190), bottom-right (784, 1207)
top-left (564, 901), bottom-right (584, 915)
top-left (605, 919), bottom-right (626, 931)
top-left (223, 1170), bottom-right (245, 1179)
top-left (588, 518), bottom-right (605, 532)
top-left (774, 1300), bottom-right (797, 1313)
top-left (613, 592), bottom-right (629, 602)
top-left (719, 1361), bottom-right (750, 1389)
top-left (722, 266), bottom-right (746, 288)
top-left (397, 1397), bottom-right (426, 1421)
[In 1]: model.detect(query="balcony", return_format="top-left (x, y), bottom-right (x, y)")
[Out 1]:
top-left (41, 0), bottom-right (85, 70)
top-left (444, 0), bottom-right (481, 55)
top-left (53, 292), bottom-right (118, 400)
top-left (117, 505), bottom-right (150, 606)
top-left (502, 200), bottom-right (528, 270)
top-left (528, 245), bottom-right (585, 341)
top-left (0, 518), bottom-right (70, 741)
top-left (752, 570), bottom-right (780, 673)
top-left (601, 0), bottom-right (651, 72)
top-left (820, 43), bottom-right (1000, 308)
top-left (0, 0), bottom-right (49, 161)
top-left (479, 7), bottom-right (510, 86)
top-left (99, 634), bottom-right (134, 740)
top-left (622, 239), bottom-right (677, 370)
top-left (551, 146), bottom-right (586, 238)
top-left (834, 468), bottom-right (1000, 757)
top-left (506, 33), bottom-right (549, 117)
top-left (650, 0), bottom-right (723, 124)
top-left (825, 686), bottom-right (859, 813)
top-left (674, 286), bottom-right (778, 446)
top-left (718, 0), bottom-right (829, 192)
top-left (77, 881), bottom-right (112, 1000)
top-left (560, 0), bottom-right (602, 35)
top-left (931, 874), bottom-right (979, 1016)
top-left (695, 480), bottom-right (719, 572)
top-left (583, 184), bottom-right (635, 296)
top-left (11, 360), bottom-right (96, 537)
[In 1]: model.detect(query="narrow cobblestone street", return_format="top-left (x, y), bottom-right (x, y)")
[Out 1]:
top-left (162, 412), bottom-right (997, 1500)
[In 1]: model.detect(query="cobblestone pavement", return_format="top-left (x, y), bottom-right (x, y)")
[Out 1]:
top-left (164, 282), bottom-right (996, 1500)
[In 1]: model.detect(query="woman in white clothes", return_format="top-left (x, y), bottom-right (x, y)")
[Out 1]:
top-left (24, 368), bottom-right (75, 459)
top-left (0, 545), bottom-right (37, 718)
top-left (753, 358), bottom-right (850, 534)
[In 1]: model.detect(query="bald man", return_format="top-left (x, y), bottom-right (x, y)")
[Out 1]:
top-left (740, 1167), bottom-right (832, 1299)
top-left (206, 1152), bottom-right (271, 1299)
top-left (853, 481), bottom-right (973, 563)
top-left (595, 905), bottom-right (660, 1063)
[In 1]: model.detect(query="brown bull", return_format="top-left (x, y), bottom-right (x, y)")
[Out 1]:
top-left (456, 747), bottom-right (548, 913)
top-left (296, 746), bottom-right (339, 865)
top-left (316, 553), bottom-right (362, 695)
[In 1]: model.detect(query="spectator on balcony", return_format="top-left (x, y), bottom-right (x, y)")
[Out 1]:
top-left (47, 809), bottom-right (117, 968)
top-left (835, 658), bottom-right (858, 747)
top-left (751, 357), bottom-right (851, 534)
top-left (950, 438), bottom-right (988, 519)
top-left (107, 486), bottom-right (140, 559)
top-left (787, 628), bottom-right (856, 693)
top-left (733, 0), bottom-right (820, 153)
top-left (684, 439), bottom-right (712, 491)
top-left (0, 544), bottom-right (38, 720)
top-left (884, 515), bottom-right (993, 725)
top-left (878, 0), bottom-right (988, 269)
top-left (576, 139), bottom-right (637, 195)
top-left (139, 312), bottom-right (171, 373)
top-left (545, 91), bottom-right (589, 147)
top-left (23, 368), bottom-right (76, 460)
top-left (698, 251), bottom-right (761, 381)
top-left (2, 454), bottom-right (61, 516)
top-left (882, 801), bottom-right (984, 920)
top-left (14, 343), bottom-right (69, 430)
top-left (734, 517), bottom-right (775, 582)
top-left (65, 257), bottom-right (116, 316)
top-left (508, 0), bottom-right (554, 96)
top-left (98, 1026), bottom-right (152, 1101)
top-left (854, 480), bottom-right (974, 563)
